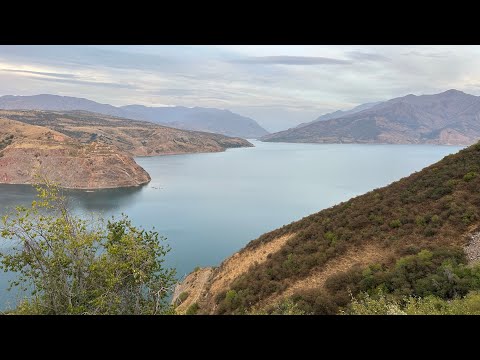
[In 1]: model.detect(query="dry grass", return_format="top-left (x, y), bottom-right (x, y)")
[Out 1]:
top-left (0, 110), bottom-right (252, 157)
top-left (209, 233), bottom-right (296, 297)
top-left (173, 268), bottom-right (213, 314)
top-left (171, 233), bottom-right (296, 314)
top-left (260, 243), bottom-right (392, 309)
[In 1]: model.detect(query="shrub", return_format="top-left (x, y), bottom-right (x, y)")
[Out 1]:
top-left (415, 216), bottom-right (427, 227)
top-left (389, 219), bottom-right (402, 229)
top-left (175, 292), bottom-right (189, 306)
top-left (423, 226), bottom-right (436, 237)
top-left (186, 303), bottom-right (199, 315)
top-left (464, 172), bottom-right (477, 182)
top-left (345, 291), bottom-right (480, 315)
top-left (324, 231), bottom-right (337, 245)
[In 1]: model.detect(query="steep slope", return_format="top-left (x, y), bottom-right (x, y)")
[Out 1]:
top-left (0, 110), bottom-right (252, 157)
top-left (0, 118), bottom-right (150, 189)
top-left (262, 90), bottom-right (480, 145)
top-left (174, 141), bottom-right (480, 314)
top-left (0, 94), bottom-right (268, 138)
top-left (121, 105), bottom-right (269, 138)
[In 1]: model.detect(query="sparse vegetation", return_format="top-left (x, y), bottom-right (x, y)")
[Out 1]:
top-left (0, 134), bottom-right (14, 151)
top-left (214, 141), bottom-right (480, 314)
top-left (175, 291), bottom-right (189, 306)
top-left (186, 302), bottom-right (199, 315)
top-left (464, 171), bottom-right (477, 182)
top-left (345, 291), bottom-right (480, 315)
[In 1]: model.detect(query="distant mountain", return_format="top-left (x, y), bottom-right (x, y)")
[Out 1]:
top-left (0, 94), bottom-right (268, 138)
top-left (121, 105), bottom-right (269, 138)
top-left (0, 94), bottom-right (125, 117)
top-left (262, 90), bottom-right (480, 145)
top-left (295, 101), bottom-right (382, 128)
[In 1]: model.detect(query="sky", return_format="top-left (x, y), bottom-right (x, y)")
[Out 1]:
top-left (1, 45), bottom-right (480, 132)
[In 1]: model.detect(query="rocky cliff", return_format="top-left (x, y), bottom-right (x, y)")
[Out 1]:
top-left (0, 119), bottom-right (150, 189)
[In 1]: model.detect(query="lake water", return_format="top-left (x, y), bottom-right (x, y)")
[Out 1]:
top-left (0, 140), bottom-right (464, 309)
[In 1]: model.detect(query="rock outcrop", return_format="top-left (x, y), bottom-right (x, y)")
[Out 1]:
top-left (0, 119), bottom-right (150, 189)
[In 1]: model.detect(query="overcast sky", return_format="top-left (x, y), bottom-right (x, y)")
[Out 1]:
top-left (1, 45), bottom-right (480, 131)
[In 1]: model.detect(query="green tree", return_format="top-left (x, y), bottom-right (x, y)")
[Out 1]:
top-left (0, 180), bottom-right (176, 314)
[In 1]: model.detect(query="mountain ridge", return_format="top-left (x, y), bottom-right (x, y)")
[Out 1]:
top-left (0, 94), bottom-right (268, 138)
top-left (262, 90), bottom-right (480, 145)
top-left (0, 118), bottom-right (151, 189)
top-left (0, 109), bottom-right (253, 188)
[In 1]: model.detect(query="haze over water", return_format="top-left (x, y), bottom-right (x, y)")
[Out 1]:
top-left (0, 140), bottom-right (463, 309)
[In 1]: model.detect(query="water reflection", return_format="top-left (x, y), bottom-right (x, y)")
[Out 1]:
top-left (0, 183), bottom-right (147, 215)
top-left (67, 185), bottom-right (147, 212)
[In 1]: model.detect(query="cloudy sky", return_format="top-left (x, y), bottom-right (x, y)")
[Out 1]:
top-left (1, 45), bottom-right (480, 131)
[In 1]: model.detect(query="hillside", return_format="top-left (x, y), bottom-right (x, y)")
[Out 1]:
top-left (0, 110), bottom-right (252, 157)
top-left (0, 94), bottom-right (268, 138)
top-left (121, 105), bottom-right (269, 138)
top-left (0, 118), bottom-right (150, 189)
top-left (173, 141), bottom-right (480, 314)
top-left (294, 101), bottom-right (382, 129)
top-left (262, 90), bottom-right (480, 145)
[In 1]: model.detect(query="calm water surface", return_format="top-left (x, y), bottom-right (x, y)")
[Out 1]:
top-left (0, 140), bottom-right (464, 309)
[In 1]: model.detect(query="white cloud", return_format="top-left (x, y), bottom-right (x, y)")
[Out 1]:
top-left (1, 45), bottom-right (480, 131)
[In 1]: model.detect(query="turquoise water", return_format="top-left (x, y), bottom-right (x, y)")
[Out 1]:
top-left (0, 140), bottom-right (464, 309)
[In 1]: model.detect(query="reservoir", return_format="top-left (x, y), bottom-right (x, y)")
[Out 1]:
top-left (0, 140), bottom-right (463, 310)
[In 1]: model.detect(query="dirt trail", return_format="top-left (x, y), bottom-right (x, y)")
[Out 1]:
top-left (173, 268), bottom-right (213, 314)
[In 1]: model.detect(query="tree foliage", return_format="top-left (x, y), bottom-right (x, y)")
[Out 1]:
top-left (0, 180), bottom-right (176, 314)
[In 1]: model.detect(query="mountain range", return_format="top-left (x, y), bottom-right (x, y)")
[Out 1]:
top-left (294, 101), bottom-right (382, 128)
top-left (0, 94), bottom-right (269, 139)
top-left (0, 109), bottom-right (252, 189)
top-left (262, 90), bottom-right (480, 145)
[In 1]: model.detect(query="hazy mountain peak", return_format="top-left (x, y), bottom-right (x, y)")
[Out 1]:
top-left (0, 94), bottom-right (268, 139)
top-left (262, 89), bottom-right (480, 146)
top-left (441, 89), bottom-right (466, 95)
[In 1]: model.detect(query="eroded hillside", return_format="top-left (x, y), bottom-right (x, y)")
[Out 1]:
top-left (0, 118), bottom-right (150, 189)
top-left (0, 110), bottom-right (253, 156)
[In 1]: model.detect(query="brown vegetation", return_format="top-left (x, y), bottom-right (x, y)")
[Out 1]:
top-left (177, 141), bottom-right (480, 314)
